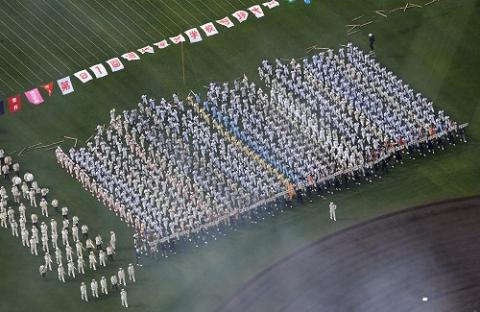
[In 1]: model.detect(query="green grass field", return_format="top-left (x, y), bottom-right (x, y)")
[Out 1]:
top-left (0, 0), bottom-right (479, 311)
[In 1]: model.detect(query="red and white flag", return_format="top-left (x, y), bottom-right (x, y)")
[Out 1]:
top-left (7, 95), bottom-right (21, 113)
top-left (24, 88), bottom-right (44, 105)
top-left (154, 40), bottom-right (170, 49)
top-left (106, 57), bottom-right (125, 72)
top-left (185, 28), bottom-right (203, 43)
top-left (249, 5), bottom-right (265, 18)
top-left (263, 0), bottom-right (280, 9)
top-left (232, 10), bottom-right (249, 23)
top-left (170, 34), bottom-right (186, 44)
top-left (42, 82), bottom-right (54, 97)
top-left (122, 52), bottom-right (141, 61)
top-left (216, 17), bottom-right (235, 28)
top-left (74, 70), bottom-right (93, 83)
top-left (90, 64), bottom-right (109, 79)
top-left (57, 77), bottom-right (75, 95)
top-left (137, 45), bottom-right (155, 54)
top-left (200, 22), bottom-right (219, 37)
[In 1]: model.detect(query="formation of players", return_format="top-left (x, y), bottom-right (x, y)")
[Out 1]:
top-left (0, 149), bottom-right (137, 307)
top-left (57, 44), bottom-right (462, 256)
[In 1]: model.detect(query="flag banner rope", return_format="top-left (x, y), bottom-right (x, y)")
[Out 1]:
top-left (0, 0), bottom-right (281, 116)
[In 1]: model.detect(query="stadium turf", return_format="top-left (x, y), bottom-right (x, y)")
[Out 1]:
top-left (0, 0), bottom-right (479, 311)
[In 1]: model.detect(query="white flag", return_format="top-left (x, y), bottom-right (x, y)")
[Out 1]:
top-left (185, 28), bottom-right (203, 43)
top-left (121, 52), bottom-right (141, 61)
top-left (137, 46), bottom-right (155, 54)
top-left (170, 34), bottom-right (186, 44)
top-left (200, 22), bottom-right (219, 37)
top-left (57, 76), bottom-right (74, 95)
top-left (249, 5), bottom-right (265, 18)
top-left (90, 63), bottom-right (109, 79)
top-left (106, 57), bottom-right (125, 72)
top-left (154, 40), bottom-right (170, 49)
top-left (263, 0), bottom-right (280, 9)
top-left (74, 70), bottom-right (93, 83)
top-left (232, 10), bottom-right (249, 23)
top-left (216, 17), bottom-right (235, 28)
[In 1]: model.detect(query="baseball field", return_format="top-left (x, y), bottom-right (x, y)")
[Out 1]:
top-left (0, 0), bottom-right (478, 311)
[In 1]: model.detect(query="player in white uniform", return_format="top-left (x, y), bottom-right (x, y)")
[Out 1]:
top-left (120, 288), bottom-right (128, 308)
top-left (329, 201), bottom-right (337, 222)
top-left (90, 279), bottom-right (99, 298)
top-left (100, 276), bottom-right (108, 295)
top-left (118, 267), bottom-right (126, 286)
top-left (127, 263), bottom-right (136, 283)
top-left (57, 264), bottom-right (66, 283)
top-left (88, 251), bottom-right (97, 271)
top-left (80, 282), bottom-right (88, 302)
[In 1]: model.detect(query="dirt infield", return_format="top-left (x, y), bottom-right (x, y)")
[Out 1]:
top-left (219, 196), bottom-right (480, 312)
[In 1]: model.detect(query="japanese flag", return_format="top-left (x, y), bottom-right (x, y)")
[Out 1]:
top-left (216, 17), bottom-right (235, 28)
top-left (263, 0), bottom-right (280, 9)
top-left (24, 88), bottom-right (44, 105)
top-left (185, 28), bottom-right (203, 43)
top-left (249, 5), bottom-right (265, 18)
top-left (74, 70), bottom-right (93, 83)
top-left (90, 64), bottom-right (109, 79)
top-left (57, 77), bottom-right (74, 95)
top-left (154, 40), bottom-right (170, 49)
top-left (137, 46), bottom-right (155, 54)
top-left (106, 58), bottom-right (125, 72)
top-left (170, 34), bottom-right (186, 44)
top-left (200, 22), bottom-right (219, 37)
top-left (232, 10), bottom-right (249, 23)
top-left (7, 95), bottom-right (22, 112)
top-left (122, 52), bottom-right (141, 61)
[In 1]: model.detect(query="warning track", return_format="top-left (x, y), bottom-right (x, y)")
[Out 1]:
top-left (219, 196), bottom-right (480, 312)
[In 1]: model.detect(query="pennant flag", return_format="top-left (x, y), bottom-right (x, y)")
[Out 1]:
top-left (249, 5), bottom-right (265, 18)
top-left (137, 46), bottom-right (155, 54)
top-left (121, 52), bottom-right (141, 61)
top-left (89, 64), bottom-right (109, 79)
top-left (200, 22), bottom-right (219, 37)
top-left (216, 17), bottom-right (235, 28)
top-left (170, 34), bottom-right (186, 44)
top-left (74, 69), bottom-right (93, 83)
top-left (42, 82), bottom-right (54, 96)
top-left (57, 77), bottom-right (74, 95)
top-left (7, 95), bottom-right (22, 113)
top-left (24, 88), bottom-right (44, 105)
top-left (232, 10), bottom-right (249, 23)
top-left (106, 57), bottom-right (125, 72)
top-left (154, 40), bottom-right (170, 49)
top-left (263, 0), bottom-right (280, 9)
top-left (185, 28), bottom-right (203, 43)
top-left (0, 100), bottom-right (4, 116)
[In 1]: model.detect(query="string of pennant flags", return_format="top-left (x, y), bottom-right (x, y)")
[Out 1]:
top-left (0, 0), bottom-right (280, 117)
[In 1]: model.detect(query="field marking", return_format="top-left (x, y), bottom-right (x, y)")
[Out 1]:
top-left (0, 64), bottom-right (22, 91)
top-left (103, 0), bottom-right (159, 40)
top-left (40, 0), bottom-right (118, 56)
top-left (119, 0), bottom-right (173, 36)
top-left (0, 17), bottom-right (63, 76)
top-left (188, 0), bottom-right (222, 17)
top-left (182, 0), bottom-right (212, 21)
top-left (26, 0), bottom-right (105, 61)
top-left (144, 0), bottom-right (188, 32)
top-left (156, 0), bottom-right (194, 28)
top-left (75, 0), bottom-right (137, 49)
top-left (0, 5), bottom-right (74, 72)
top-left (64, 0), bottom-right (129, 52)
top-left (93, 0), bottom-right (150, 46)
top-left (6, 0), bottom-right (87, 69)
top-left (170, 0), bottom-right (203, 24)
top-left (139, 0), bottom-right (180, 34)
